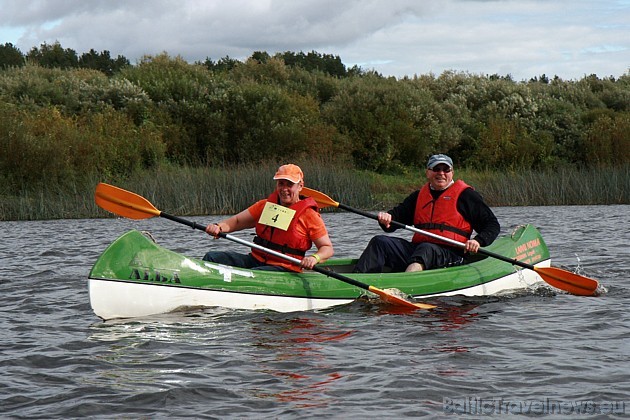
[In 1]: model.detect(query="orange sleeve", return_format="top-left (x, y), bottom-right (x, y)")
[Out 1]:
top-left (299, 208), bottom-right (328, 240)
top-left (247, 199), bottom-right (267, 220)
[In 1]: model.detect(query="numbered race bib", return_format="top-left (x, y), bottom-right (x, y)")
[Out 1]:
top-left (258, 202), bottom-right (296, 231)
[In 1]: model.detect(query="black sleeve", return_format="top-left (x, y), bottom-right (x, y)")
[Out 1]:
top-left (456, 188), bottom-right (500, 246)
top-left (381, 190), bottom-right (420, 232)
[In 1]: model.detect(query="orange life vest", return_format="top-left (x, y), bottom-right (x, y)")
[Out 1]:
top-left (412, 180), bottom-right (473, 245)
top-left (252, 193), bottom-right (318, 272)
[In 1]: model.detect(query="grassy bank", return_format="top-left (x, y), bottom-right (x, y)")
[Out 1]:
top-left (1, 164), bottom-right (628, 221)
top-left (368, 164), bottom-right (630, 208)
top-left (0, 163), bottom-right (372, 221)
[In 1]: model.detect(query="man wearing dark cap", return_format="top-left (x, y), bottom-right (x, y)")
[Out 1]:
top-left (354, 154), bottom-right (499, 273)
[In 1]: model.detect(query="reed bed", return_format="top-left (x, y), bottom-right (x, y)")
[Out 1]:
top-left (0, 163), bottom-right (372, 220)
top-left (1, 165), bottom-right (627, 221)
top-left (465, 165), bottom-right (630, 207)
top-left (118, 163), bottom-right (374, 216)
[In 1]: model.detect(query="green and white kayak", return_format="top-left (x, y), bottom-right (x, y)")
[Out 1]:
top-left (88, 224), bottom-right (551, 320)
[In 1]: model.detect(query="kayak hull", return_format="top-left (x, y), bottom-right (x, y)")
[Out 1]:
top-left (88, 224), bottom-right (551, 320)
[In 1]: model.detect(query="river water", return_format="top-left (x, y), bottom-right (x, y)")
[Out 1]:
top-left (1, 205), bottom-right (628, 418)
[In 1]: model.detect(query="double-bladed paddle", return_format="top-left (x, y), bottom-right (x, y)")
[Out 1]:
top-left (301, 187), bottom-right (599, 296)
top-left (94, 183), bottom-right (435, 310)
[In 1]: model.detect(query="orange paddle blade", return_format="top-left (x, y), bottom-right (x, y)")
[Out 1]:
top-left (95, 183), bottom-right (161, 220)
top-left (535, 266), bottom-right (599, 296)
top-left (301, 187), bottom-right (339, 209)
top-left (368, 286), bottom-right (436, 310)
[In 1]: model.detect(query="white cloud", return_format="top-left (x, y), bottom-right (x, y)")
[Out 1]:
top-left (0, 0), bottom-right (628, 80)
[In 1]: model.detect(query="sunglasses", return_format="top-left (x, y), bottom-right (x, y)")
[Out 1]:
top-left (430, 166), bottom-right (452, 173)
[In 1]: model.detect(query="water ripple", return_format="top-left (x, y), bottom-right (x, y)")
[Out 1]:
top-left (1, 206), bottom-right (629, 418)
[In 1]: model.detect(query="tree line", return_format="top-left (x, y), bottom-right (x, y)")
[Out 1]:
top-left (0, 42), bottom-right (356, 77)
top-left (1, 41), bottom-right (629, 196)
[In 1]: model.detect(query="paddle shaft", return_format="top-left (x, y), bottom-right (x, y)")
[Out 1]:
top-left (337, 203), bottom-right (540, 271)
top-left (160, 211), bottom-right (398, 294)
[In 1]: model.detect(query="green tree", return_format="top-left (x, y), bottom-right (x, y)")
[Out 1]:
top-left (201, 55), bottom-right (242, 72)
top-left (213, 82), bottom-right (323, 164)
top-left (79, 49), bottom-right (130, 75)
top-left (278, 50), bottom-right (348, 77)
top-left (582, 113), bottom-right (630, 166)
top-left (323, 76), bottom-right (454, 172)
top-left (250, 51), bottom-right (271, 63)
top-left (0, 43), bottom-right (24, 68)
top-left (475, 116), bottom-right (552, 169)
top-left (26, 41), bottom-right (79, 69)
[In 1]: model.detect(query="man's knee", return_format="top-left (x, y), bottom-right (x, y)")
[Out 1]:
top-left (369, 234), bottom-right (387, 244)
top-left (202, 252), bottom-right (217, 261)
top-left (368, 235), bottom-right (391, 249)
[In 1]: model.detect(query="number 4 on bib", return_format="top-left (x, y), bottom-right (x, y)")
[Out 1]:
top-left (258, 202), bottom-right (296, 231)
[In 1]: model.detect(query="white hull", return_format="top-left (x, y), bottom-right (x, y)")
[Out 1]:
top-left (422, 259), bottom-right (551, 298)
top-left (88, 260), bottom-right (551, 320)
top-left (88, 279), bottom-right (354, 320)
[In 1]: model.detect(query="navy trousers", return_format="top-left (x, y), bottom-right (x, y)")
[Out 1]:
top-left (354, 235), bottom-right (465, 273)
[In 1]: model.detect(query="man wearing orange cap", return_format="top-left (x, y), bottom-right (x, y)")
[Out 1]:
top-left (203, 164), bottom-right (334, 272)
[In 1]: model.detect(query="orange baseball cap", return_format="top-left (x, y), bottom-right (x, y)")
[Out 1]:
top-left (273, 164), bottom-right (303, 183)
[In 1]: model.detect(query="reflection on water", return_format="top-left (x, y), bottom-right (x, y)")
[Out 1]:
top-left (251, 315), bottom-right (352, 408)
top-left (431, 303), bottom-right (481, 334)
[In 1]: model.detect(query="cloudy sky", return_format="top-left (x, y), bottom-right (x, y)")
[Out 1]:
top-left (1, 0), bottom-right (628, 81)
